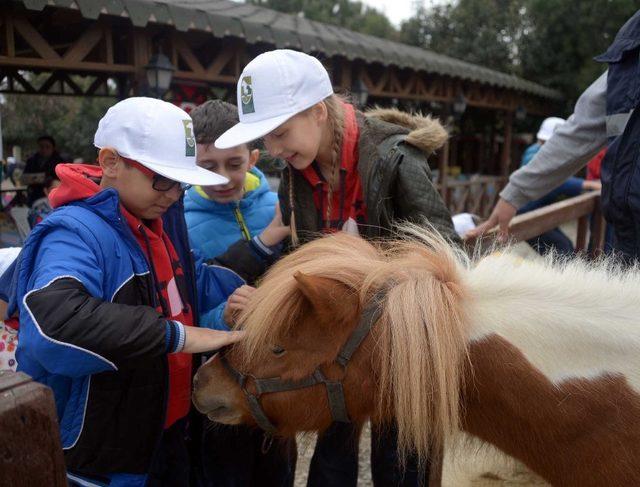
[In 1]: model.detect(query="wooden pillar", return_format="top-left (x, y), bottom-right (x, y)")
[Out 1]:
top-left (576, 215), bottom-right (589, 253)
top-left (339, 58), bottom-right (352, 92)
top-left (438, 140), bottom-right (450, 205)
top-left (500, 110), bottom-right (513, 182)
top-left (131, 28), bottom-right (150, 96)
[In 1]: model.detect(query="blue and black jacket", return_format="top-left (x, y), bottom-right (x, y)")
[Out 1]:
top-left (12, 184), bottom-right (243, 476)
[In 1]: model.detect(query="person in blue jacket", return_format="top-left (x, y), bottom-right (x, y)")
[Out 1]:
top-left (519, 117), bottom-right (566, 168)
top-left (516, 116), bottom-right (601, 256)
top-left (185, 100), bottom-right (290, 332)
top-left (185, 99), bottom-right (295, 487)
top-left (11, 97), bottom-right (244, 487)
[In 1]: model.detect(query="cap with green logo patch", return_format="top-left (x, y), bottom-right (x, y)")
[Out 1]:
top-left (215, 49), bottom-right (334, 149)
top-left (94, 97), bottom-right (227, 186)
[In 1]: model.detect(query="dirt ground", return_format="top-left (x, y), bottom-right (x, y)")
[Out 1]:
top-left (294, 423), bottom-right (373, 486)
top-left (294, 423), bottom-right (548, 487)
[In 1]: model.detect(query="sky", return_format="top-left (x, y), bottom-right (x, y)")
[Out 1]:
top-left (359, 0), bottom-right (415, 27)
top-left (360, 0), bottom-right (450, 28)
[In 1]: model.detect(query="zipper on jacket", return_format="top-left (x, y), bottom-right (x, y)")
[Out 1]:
top-left (233, 204), bottom-right (252, 241)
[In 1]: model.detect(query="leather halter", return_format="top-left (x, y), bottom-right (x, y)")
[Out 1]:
top-left (219, 298), bottom-right (384, 435)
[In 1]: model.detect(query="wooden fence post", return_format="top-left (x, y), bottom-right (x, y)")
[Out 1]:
top-left (0, 370), bottom-right (66, 486)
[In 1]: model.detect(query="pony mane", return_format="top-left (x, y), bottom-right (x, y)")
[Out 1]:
top-left (238, 224), bottom-right (472, 465)
top-left (238, 232), bottom-right (383, 364)
top-left (361, 224), bottom-right (471, 465)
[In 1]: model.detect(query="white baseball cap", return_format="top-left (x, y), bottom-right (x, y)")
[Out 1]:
top-left (215, 49), bottom-right (334, 149)
top-left (94, 97), bottom-right (227, 186)
top-left (536, 117), bottom-right (566, 141)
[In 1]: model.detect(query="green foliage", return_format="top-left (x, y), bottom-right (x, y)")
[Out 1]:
top-left (519, 0), bottom-right (637, 105)
top-left (401, 0), bottom-right (524, 74)
top-left (1, 90), bottom-right (116, 163)
top-left (400, 0), bottom-right (637, 108)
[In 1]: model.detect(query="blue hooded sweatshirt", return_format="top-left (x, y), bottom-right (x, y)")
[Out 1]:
top-left (184, 168), bottom-right (278, 329)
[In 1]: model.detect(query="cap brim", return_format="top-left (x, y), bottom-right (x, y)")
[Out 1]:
top-left (139, 160), bottom-right (228, 186)
top-left (215, 112), bottom-right (295, 149)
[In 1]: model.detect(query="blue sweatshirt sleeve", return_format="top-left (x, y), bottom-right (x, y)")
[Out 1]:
top-left (194, 250), bottom-right (245, 325)
top-left (199, 301), bottom-right (231, 331)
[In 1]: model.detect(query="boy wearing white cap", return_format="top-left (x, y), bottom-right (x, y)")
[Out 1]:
top-left (12, 97), bottom-right (244, 486)
top-left (216, 49), bottom-right (458, 486)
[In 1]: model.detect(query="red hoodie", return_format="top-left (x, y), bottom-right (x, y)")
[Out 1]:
top-left (51, 163), bottom-right (193, 428)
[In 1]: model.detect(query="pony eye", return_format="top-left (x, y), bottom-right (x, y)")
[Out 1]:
top-left (271, 345), bottom-right (286, 357)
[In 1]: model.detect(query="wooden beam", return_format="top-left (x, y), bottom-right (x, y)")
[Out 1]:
top-left (468, 192), bottom-right (599, 245)
top-left (12, 16), bottom-right (60, 60)
top-left (174, 36), bottom-right (205, 76)
top-left (438, 140), bottom-right (449, 202)
top-left (339, 58), bottom-right (351, 91)
top-left (576, 215), bottom-right (589, 252)
top-left (104, 24), bottom-right (113, 65)
top-left (400, 73), bottom-right (417, 96)
top-left (4, 15), bottom-right (14, 58)
top-left (0, 56), bottom-right (136, 73)
top-left (7, 71), bottom-right (36, 93)
top-left (206, 45), bottom-right (237, 77)
top-left (389, 69), bottom-right (402, 93)
top-left (86, 75), bottom-right (108, 96)
top-left (132, 30), bottom-right (149, 70)
top-left (173, 70), bottom-right (236, 84)
top-left (62, 23), bottom-right (103, 63)
top-left (59, 73), bottom-right (82, 95)
top-left (508, 192), bottom-right (598, 243)
top-left (10, 70), bottom-right (35, 93)
top-left (37, 72), bottom-right (60, 94)
top-left (500, 110), bottom-right (513, 179)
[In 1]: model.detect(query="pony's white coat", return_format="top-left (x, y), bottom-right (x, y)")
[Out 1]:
top-left (465, 252), bottom-right (640, 392)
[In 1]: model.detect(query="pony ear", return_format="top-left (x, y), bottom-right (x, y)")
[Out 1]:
top-left (293, 272), bottom-right (338, 317)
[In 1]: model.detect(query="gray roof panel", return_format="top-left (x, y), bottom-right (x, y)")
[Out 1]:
top-left (13, 0), bottom-right (562, 99)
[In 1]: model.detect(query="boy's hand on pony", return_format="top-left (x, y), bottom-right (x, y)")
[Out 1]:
top-left (259, 204), bottom-right (290, 247)
top-left (223, 285), bottom-right (256, 326)
top-left (182, 327), bottom-right (244, 354)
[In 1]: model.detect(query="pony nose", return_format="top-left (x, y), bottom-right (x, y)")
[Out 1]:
top-left (192, 363), bottom-right (224, 411)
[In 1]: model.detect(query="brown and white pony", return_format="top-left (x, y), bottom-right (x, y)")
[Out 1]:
top-left (193, 226), bottom-right (640, 486)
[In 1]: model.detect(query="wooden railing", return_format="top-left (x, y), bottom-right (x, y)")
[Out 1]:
top-left (466, 191), bottom-right (606, 257)
top-left (438, 175), bottom-right (506, 219)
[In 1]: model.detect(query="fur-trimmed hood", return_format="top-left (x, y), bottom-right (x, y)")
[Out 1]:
top-left (365, 107), bottom-right (448, 154)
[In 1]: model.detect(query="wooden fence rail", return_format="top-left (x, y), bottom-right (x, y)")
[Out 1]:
top-left (438, 175), bottom-right (506, 219)
top-left (466, 191), bottom-right (606, 257)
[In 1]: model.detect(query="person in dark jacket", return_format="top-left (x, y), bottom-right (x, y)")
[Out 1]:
top-left (186, 100), bottom-right (295, 487)
top-left (215, 49), bottom-right (458, 487)
top-left (469, 10), bottom-right (640, 259)
top-left (12, 97), bottom-right (244, 487)
top-left (23, 135), bottom-right (63, 205)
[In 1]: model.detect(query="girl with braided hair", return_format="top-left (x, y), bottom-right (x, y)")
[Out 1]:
top-left (216, 49), bottom-right (458, 487)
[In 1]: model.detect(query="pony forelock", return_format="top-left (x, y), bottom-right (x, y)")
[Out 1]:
top-left (237, 223), bottom-right (472, 465)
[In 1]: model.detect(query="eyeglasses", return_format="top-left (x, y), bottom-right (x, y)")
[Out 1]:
top-left (119, 156), bottom-right (189, 192)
